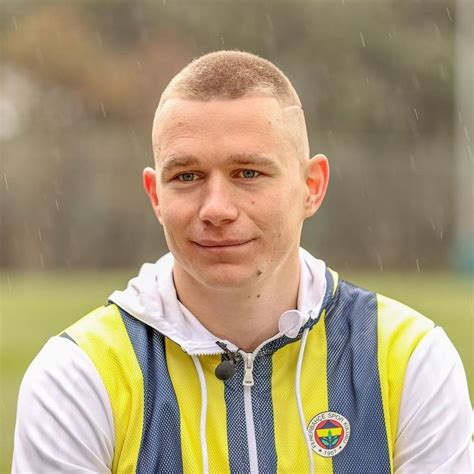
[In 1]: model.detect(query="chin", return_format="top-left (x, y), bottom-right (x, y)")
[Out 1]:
top-left (193, 263), bottom-right (262, 290)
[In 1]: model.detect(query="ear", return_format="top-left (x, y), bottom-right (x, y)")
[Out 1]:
top-left (143, 167), bottom-right (163, 224)
top-left (303, 154), bottom-right (330, 218)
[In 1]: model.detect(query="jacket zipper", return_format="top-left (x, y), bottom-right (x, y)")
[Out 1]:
top-left (240, 351), bottom-right (259, 473)
top-left (191, 333), bottom-right (284, 474)
top-left (242, 352), bottom-right (256, 386)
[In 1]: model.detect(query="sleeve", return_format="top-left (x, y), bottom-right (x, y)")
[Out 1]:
top-left (12, 336), bottom-right (115, 473)
top-left (394, 327), bottom-right (473, 473)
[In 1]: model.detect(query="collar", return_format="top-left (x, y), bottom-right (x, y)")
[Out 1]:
top-left (109, 248), bottom-right (327, 355)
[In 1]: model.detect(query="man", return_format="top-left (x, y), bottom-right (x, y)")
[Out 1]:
top-left (13, 51), bottom-right (472, 473)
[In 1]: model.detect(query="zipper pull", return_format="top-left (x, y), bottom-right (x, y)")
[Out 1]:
top-left (242, 353), bottom-right (255, 387)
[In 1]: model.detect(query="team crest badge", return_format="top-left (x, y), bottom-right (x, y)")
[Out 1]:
top-left (307, 411), bottom-right (350, 457)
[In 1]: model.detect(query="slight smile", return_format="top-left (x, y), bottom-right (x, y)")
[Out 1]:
top-left (193, 239), bottom-right (255, 249)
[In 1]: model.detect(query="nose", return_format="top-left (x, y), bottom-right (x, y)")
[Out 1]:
top-left (198, 176), bottom-right (239, 226)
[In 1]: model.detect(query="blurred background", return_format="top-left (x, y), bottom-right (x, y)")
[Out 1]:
top-left (1, 0), bottom-right (472, 470)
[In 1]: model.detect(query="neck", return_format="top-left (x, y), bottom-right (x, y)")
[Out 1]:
top-left (173, 257), bottom-right (300, 352)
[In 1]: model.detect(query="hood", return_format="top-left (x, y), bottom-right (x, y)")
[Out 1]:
top-left (109, 248), bottom-right (327, 355)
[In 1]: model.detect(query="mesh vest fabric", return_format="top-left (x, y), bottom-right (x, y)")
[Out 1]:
top-left (61, 269), bottom-right (433, 473)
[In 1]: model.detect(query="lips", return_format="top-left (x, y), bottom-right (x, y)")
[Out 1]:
top-left (193, 239), bottom-right (253, 248)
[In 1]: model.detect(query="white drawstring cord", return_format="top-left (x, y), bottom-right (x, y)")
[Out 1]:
top-left (295, 327), bottom-right (314, 474)
top-left (191, 355), bottom-right (209, 474)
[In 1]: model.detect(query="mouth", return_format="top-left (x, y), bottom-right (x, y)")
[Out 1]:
top-left (193, 239), bottom-right (254, 249)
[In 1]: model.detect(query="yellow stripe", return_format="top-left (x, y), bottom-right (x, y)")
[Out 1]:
top-left (166, 339), bottom-right (203, 473)
top-left (301, 310), bottom-right (333, 473)
top-left (166, 343), bottom-right (230, 473)
top-left (200, 354), bottom-right (231, 474)
top-left (65, 305), bottom-right (144, 473)
top-left (272, 313), bottom-right (332, 473)
top-left (377, 294), bottom-right (434, 473)
top-left (273, 338), bottom-right (310, 473)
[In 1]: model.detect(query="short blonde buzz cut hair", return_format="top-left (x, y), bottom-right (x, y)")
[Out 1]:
top-left (157, 50), bottom-right (302, 110)
top-left (154, 50), bottom-right (310, 162)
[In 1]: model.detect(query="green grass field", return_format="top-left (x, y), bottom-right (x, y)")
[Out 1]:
top-left (1, 270), bottom-right (472, 472)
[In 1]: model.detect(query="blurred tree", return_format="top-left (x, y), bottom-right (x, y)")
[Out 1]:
top-left (0, 0), bottom-right (459, 269)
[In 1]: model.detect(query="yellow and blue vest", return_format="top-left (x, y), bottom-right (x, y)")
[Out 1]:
top-left (62, 269), bottom-right (433, 473)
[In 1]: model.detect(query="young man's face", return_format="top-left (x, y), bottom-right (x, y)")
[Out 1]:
top-left (145, 95), bottom-right (325, 290)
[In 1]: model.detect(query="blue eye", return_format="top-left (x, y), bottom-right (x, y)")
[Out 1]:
top-left (178, 173), bottom-right (196, 182)
top-left (240, 169), bottom-right (259, 179)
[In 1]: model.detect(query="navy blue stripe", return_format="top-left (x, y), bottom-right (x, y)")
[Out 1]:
top-left (224, 357), bottom-right (251, 474)
top-left (325, 281), bottom-right (390, 473)
top-left (224, 354), bottom-right (277, 473)
top-left (251, 354), bottom-right (277, 473)
top-left (119, 307), bottom-right (183, 473)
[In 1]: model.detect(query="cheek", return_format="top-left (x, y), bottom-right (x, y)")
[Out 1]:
top-left (262, 190), bottom-right (305, 224)
top-left (159, 198), bottom-right (190, 225)
top-left (264, 198), bottom-right (305, 241)
top-left (256, 203), bottom-right (298, 239)
top-left (158, 209), bottom-right (187, 246)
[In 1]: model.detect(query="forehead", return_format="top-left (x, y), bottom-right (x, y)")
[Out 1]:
top-left (152, 96), bottom-right (288, 159)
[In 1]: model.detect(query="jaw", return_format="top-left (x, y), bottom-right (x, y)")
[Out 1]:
top-left (172, 240), bottom-right (301, 294)
top-left (173, 257), bottom-right (266, 291)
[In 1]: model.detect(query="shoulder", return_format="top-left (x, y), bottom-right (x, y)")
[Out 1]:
top-left (63, 303), bottom-right (144, 359)
top-left (329, 277), bottom-right (434, 344)
top-left (17, 335), bottom-right (113, 423)
top-left (332, 276), bottom-right (434, 346)
top-left (401, 327), bottom-right (470, 412)
top-left (63, 303), bottom-right (150, 376)
top-left (376, 292), bottom-right (434, 334)
top-left (18, 335), bottom-right (102, 391)
top-left (374, 293), bottom-right (435, 369)
top-left (13, 336), bottom-right (114, 472)
top-left (64, 303), bottom-right (124, 341)
top-left (395, 327), bottom-right (473, 472)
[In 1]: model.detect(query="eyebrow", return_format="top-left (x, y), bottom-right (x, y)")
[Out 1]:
top-left (160, 153), bottom-right (279, 177)
top-left (227, 153), bottom-right (279, 169)
top-left (160, 155), bottom-right (200, 177)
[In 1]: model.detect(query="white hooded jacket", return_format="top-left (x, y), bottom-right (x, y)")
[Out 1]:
top-left (12, 249), bottom-right (473, 473)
